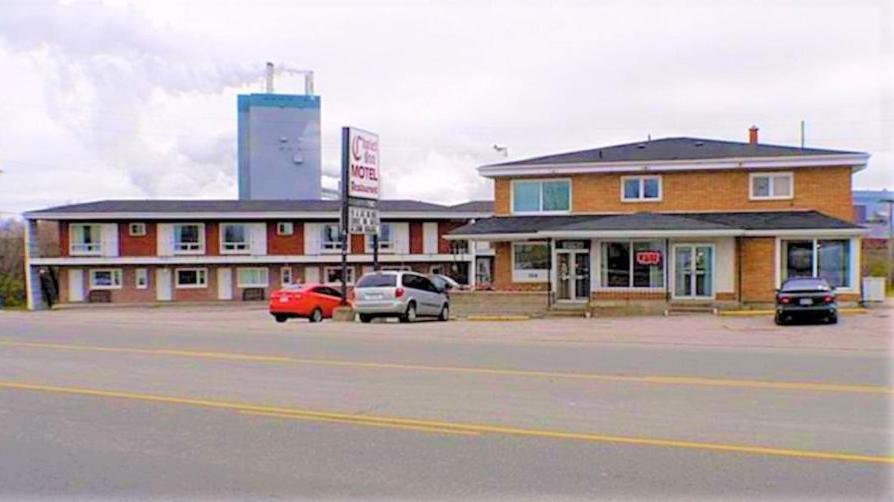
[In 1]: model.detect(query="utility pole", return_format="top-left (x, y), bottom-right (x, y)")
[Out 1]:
top-left (800, 120), bottom-right (805, 148)
top-left (883, 198), bottom-right (894, 286)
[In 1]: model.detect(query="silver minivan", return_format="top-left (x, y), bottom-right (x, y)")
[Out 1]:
top-left (353, 271), bottom-right (449, 323)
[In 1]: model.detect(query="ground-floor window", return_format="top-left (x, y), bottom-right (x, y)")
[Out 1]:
top-left (512, 242), bottom-right (550, 282)
top-left (599, 240), bottom-right (665, 288)
top-left (135, 268), bottom-right (149, 289)
top-left (324, 266), bottom-right (355, 285)
top-left (280, 266), bottom-right (293, 286)
top-left (781, 239), bottom-right (851, 288)
top-left (429, 265), bottom-right (444, 275)
top-left (175, 268), bottom-right (207, 288)
top-left (237, 267), bottom-right (269, 288)
top-left (89, 269), bottom-right (122, 289)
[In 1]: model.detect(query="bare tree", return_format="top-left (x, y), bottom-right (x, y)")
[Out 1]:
top-left (0, 219), bottom-right (25, 307)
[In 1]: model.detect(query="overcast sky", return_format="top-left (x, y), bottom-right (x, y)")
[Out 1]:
top-left (0, 0), bottom-right (892, 214)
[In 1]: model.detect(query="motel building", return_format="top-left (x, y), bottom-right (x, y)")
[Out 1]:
top-left (22, 200), bottom-right (492, 309)
top-left (447, 131), bottom-right (869, 313)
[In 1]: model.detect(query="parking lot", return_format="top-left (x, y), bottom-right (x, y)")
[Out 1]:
top-left (0, 307), bottom-right (891, 499)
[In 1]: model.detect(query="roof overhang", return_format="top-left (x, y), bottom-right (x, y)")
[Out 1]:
top-left (23, 210), bottom-right (491, 221)
top-left (478, 153), bottom-right (870, 178)
top-left (447, 227), bottom-right (868, 241)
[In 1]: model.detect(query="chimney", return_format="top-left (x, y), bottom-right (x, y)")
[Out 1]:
top-left (265, 62), bottom-right (275, 93)
top-left (748, 125), bottom-right (759, 145)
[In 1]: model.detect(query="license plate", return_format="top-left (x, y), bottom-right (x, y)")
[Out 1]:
top-left (279, 297), bottom-right (289, 303)
top-left (799, 298), bottom-right (813, 306)
top-left (366, 294), bottom-right (383, 300)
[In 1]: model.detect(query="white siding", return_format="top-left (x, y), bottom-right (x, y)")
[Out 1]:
top-left (304, 223), bottom-right (322, 255)
top-left (250, 223), bottom-right (267, 255)
top-left (392, 222), bottom-right (410, 254)
top-left (100, 223), bottom-right (119, 257)
top-left (714, 237), bottom-right (735, 294)
top-left (422, 222), bottom-right (439, 254)
top-left (157, 223), bottom-right (173, 257)
top-left (304, 266), bottom-right (320, 283)
top-left (68, 269), bottom-right (84, 302)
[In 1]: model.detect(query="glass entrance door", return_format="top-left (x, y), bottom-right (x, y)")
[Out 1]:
top-left (673, 245), bottom-right (714, 299)
top-left (556, 250), bottom-right (590, 301)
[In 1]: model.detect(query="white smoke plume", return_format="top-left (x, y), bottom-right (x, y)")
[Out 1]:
top-left (0, 0), bottom-right (262, 197)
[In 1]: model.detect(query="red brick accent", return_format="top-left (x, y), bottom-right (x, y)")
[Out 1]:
top-left (350, 234), bottom-right (365, 254)
top-left (205, 223), bottom-right (220, 256)
top-left (267, 222), bottom-right (304, 255)
top-left (119, 222), bottom-right (156, 256)
top-left (59, 222), bottom-right (69, 257)
top-left (409, 222), bottom-right (424, 254)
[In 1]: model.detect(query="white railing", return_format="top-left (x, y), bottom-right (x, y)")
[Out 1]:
top-left (70, 242), bottom-right (102, 255)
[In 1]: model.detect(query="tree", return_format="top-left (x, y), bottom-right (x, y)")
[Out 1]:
top-left (0, 219), bottom-right (25, 307)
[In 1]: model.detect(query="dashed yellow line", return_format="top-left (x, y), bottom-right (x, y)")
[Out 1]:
top-left (0, 380), bottom-right (890, 464)
top-left (1, 340), bottom-right (890, 395)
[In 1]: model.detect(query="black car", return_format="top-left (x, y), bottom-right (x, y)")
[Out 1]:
top-left (774, 277), bottom-right (837, 325)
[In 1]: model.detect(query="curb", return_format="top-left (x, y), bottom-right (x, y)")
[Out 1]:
top-left (717, 308), bottom-right (869, 317)
top-left (464, 315), bottom-right (531, 322)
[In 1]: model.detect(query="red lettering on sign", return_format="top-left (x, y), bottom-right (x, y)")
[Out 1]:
top-left (635, 250), bottom-right (662, 266)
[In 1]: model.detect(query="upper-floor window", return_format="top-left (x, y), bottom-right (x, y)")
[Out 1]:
top-left (621, 176), bottom-right (661, 202)
top-left (173, 223), bottom-right (204, 253)
top-left (276, 222), bottom-right (294, 236)
top-left (221, 223), bottom-right (249, 253)
top-left (366, 223), bottom-right (394, 252)
top-left (128, 223), bottom-right (146, 236)
top-left (511, 179), bottom-right (571, 214)
top-left (70, 223), bottom-right (102, 255)
top-left (321, 223), bottom-right (343, 252)
top-left (750, 172), bottom-right (793, 200)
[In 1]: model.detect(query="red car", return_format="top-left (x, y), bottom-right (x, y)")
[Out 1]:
top-left (268, 283), bottom-right (347, 323)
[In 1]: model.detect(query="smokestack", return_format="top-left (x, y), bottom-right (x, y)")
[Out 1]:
top-left (265, 62), bottom-right (275, 93)
top-left (748, 125), bottom-right (759, 145)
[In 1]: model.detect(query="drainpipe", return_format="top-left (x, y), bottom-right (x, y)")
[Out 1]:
top-left (664, 238), bottom-right (670, 304)
top-left (546, 238), bottom-right (553, 310)
top-left (736, 236), bottom-right (743, 305)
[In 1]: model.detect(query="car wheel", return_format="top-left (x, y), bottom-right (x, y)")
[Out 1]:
top-left (359, 313), bottom-right (373, 323)
top-left (438, 304), bottom-right (449, 322)
top-left (400, 302), bottom-right (417, 323)
top-left (827, 315), bottom-right (838, 325)
top-left (309, 308), bottom-right (323, 323)
top-left (774, 313), bottom-right (785, 326)
top-left (274, 314), bottom-right (288, 324)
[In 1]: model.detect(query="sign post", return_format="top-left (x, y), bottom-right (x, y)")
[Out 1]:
top-left (340, 127), bottom-right (380, 303)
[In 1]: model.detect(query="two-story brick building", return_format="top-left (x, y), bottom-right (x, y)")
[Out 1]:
top-left (23, 200), bottom-right (492, 309)
top-left (448, 132), bottom-right (868, 309)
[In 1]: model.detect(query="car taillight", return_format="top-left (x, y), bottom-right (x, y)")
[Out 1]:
top-left (780, 296), bottom-right (790, 304)
top-left (394, 287), bottom-right (404, 298)
top-left (823, 295), bottom-right (833, 303)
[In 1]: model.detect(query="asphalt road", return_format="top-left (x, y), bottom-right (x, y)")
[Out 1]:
top-left (0, 307), bottom-right (890, 500)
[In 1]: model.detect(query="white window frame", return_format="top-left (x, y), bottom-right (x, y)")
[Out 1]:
top-left (236, 267), bottom-right (269, 288)
top-left (776, 237), bottom-right (856, 291)
top-left (220, 223), bottom-right (250, 254)
top-left (620, 175), bottom-right (662, 202)
top-left (135, 268), bottom-right (149, 289)
top-left (280, 266), bottom-right (293, 286)
top-left (324, 266), bottom-right (355, 285)
top-left (173, 223), bottom-right (205, 254)
top-left (89, 268), bottom-right (122, 290)
top-left (381, 265), bottom-right (412, 272)
top-left (70, 223), bottom-right (102, 255)
top-left (511, 241), bottom-right (550, 283)
top-left (366, 223), bottom-right (395, 253)
top-left (510, 179), bottom-right (572, 215)
top-left (128, 222), bottom-right (147, 237)
top-left (175, 267), bottom-right (208, 289)
top-left (320, 223), bottom-right (343, 253)
top-left (276, 222), bottom-right (294, 236)
top-left (749, 172), bottom-right (793, 200)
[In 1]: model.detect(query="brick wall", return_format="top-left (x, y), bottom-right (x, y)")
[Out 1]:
top-left (205, 223), bottom-right (220, 256)
top-left (267, 222), bottom-right (304, 255)
top-left (59, 222), bottom-right (69, 257)
top-left (438, 221), bottom-right (465, 254)
top-left (119, 222), bottom-right (157, 256)
top-left (740, 237), bottom-right (776, 302)
top-left (493, 167), bottom-right (854, 220)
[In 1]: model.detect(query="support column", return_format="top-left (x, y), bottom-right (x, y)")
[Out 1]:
top-left (24, 219), bottom-right (47, 311)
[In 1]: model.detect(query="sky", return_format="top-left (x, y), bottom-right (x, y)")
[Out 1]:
top-left (0, 0), bottom-right (891, 215)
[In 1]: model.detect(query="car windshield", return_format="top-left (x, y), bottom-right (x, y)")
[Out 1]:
top-left (781, 278), bottom-right (830, 291)
top-left (281, 283), bottom-right (304, 290)
top-left (355, 273), bottom-right (397, 288)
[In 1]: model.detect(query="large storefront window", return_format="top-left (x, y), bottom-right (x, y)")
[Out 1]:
top-left (512, 242), bottom-right (550, 282)
top-left (781, 239), bottom-right (851, 288)
top-left (600, 240), bottom-right (665, 288)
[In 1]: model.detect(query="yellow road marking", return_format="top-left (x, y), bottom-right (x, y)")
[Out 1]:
top-left (0, 380), bottom-right (890, 464)
top-left (239, 410), bottom-right (480, 436)
top-left (1, 340), bottom-right (891, 395)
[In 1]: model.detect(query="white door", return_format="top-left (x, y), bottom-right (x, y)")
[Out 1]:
top-left (156, 268), bottom-right (172, 301)
top-left (68, 269), bottom-right (84, 302)
top-left (304, 266), bottom-right (320, 284)
top-left (217, 268), bottom-right (233, 300)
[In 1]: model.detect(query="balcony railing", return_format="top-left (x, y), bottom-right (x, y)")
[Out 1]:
top-left (70, 242), bottom-right (102, 255)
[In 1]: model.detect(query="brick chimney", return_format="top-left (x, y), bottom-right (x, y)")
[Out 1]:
top-left (748, 126), bottom-right (759, 145)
